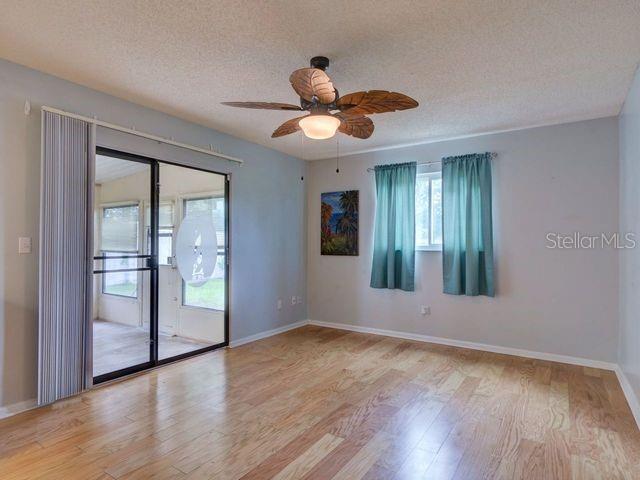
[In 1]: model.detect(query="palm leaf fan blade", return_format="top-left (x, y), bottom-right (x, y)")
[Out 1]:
top-left (221, 102), bottom-right (302, 111)
top-left (335, 113), bottom-right (374, 139)
top-left (272, 115), bottom-right (307, 138)
top-left (337, 91), bottom-right (418, 115)
top-left (289, 68), bottom-right (336, 104)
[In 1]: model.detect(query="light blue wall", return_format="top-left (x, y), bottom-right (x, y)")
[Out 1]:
top-left (0, 59), bottom-right (307, 408)
top-left (619, 64), bottom-right (640, 413)
top-left (308, 117), bottom-right (619, 363)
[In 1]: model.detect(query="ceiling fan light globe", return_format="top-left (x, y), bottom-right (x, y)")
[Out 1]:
top-left (298, 114), bottom-right (341, 140)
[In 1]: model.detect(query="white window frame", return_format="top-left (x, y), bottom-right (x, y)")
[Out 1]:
top-left (415, 169), bottom-right (442, 252)
top-left (178, 190), bottom-right (226, 312)
top-left (99, 201), bottom-right (143, 298)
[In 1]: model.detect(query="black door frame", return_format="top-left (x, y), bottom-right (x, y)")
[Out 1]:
top-left (93, 146), bottom-right (230, 384)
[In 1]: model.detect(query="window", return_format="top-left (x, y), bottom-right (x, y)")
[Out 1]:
top-left (182, 196), bottom-right (226, 310)
top-left (415, 170), bottom-right (442, 250)
top-left (146, 202), bottom-right (174, 265)
top-left (101, 204), bottom-right (140, 297)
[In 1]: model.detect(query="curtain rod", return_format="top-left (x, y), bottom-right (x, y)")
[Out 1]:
top-left (41, 106), bottom-right (244, 165)
top-left (366, 159), bottom-right (440, 172)
top-left (366, 153), bottom-right (496, 172)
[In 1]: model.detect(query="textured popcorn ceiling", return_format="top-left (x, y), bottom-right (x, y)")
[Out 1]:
top-left (1, 1), bottom-right (640, 160)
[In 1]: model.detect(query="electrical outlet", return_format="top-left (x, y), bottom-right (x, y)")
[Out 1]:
top-left (420, 305), bottom-right (431, 316)
top-left (277, 299), bottom-right (282, 310)
top-left (297, 296), bottom-right (302, 305)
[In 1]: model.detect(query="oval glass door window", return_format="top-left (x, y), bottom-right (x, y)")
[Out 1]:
top-left (176, 213), bottom-right (218, 287)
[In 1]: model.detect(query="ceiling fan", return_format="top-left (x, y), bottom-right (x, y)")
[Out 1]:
top-left (222, 56), bottom-right (419, 140)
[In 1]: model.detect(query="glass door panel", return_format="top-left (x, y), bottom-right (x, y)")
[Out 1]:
top-left (92, 152), bottom-right (153, 381)
top-left (157, 163), bottom-right (227, 361)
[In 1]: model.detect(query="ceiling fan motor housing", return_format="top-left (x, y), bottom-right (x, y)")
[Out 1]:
top-left (310, 56), bottom-right (330, 71)
top-left (301, 93), bottom-right (339, 111)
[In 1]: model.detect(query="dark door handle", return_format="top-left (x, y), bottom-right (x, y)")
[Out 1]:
top-left (145, 257), bottom-right (158, 269)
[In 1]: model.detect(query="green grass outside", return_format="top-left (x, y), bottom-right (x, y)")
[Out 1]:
top-left (105, 279), bottom-right (225, 310)
top-left (104, 282), bottom-right (137, 297)
top-left (184, 278), bottom-right (225, 310)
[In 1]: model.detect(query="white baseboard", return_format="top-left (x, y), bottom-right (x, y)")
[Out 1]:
top-left (229, 320), bottom-right (309, 348)
top-left (308, 320), bottom-right (617, 371)
top-left (615, 366), bottom-right (640, 429)
top-left (0, 398), bottom-right (37, 420)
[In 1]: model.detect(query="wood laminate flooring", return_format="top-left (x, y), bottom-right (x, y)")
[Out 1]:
top-left (2, 325), bottom-right (639, 479)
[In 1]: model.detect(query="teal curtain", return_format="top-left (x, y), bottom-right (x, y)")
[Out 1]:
top-left (442, 153), bottom-right (494, 296)
top-left (370, 162), bottom-right (417, 291)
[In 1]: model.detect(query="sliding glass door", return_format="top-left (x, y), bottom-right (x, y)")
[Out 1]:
top-left (92, 148), bottom-right (228, 383)
top-left (155, 163), bottom-right (228, 361)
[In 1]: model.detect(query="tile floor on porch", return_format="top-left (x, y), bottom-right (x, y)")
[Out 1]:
top-left (93, 319), bottom-right (210, 377)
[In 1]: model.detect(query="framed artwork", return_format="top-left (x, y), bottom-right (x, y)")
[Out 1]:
top-left (321, 190), bottom-right (359, 256)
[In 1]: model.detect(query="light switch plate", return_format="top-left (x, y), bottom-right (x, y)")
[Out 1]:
top-left (18, 237), bottom-right (32, 254)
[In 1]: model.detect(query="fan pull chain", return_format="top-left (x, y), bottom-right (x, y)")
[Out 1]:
top-left (301, 133), bottom-right (305, 181)
top-left (336, 137), bottom-right (340, 173)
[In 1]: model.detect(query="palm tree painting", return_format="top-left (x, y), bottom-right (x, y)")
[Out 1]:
top-left (320, 190), bottom-right (359, 255)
